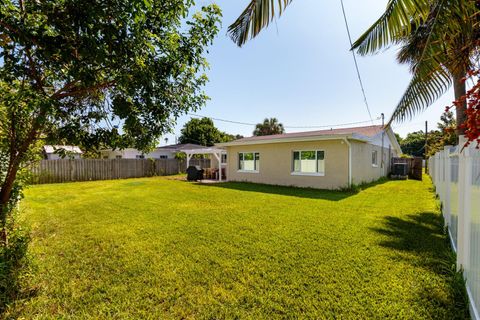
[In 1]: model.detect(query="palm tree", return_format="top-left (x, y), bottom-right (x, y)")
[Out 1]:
top-left (253, 118), bottom-right (285, 136)
top-left (228, 0), bottom-right (292, 47)
top-left (229, 1), bottom-right (479, 136)
top-left (351, 1), bottom-right (478, 135)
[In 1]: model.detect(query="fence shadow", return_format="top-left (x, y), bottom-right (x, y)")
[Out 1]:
top-left (195, 178), bottom-right (390, 201)
top-left (371, 211), bottom-right (469, 317)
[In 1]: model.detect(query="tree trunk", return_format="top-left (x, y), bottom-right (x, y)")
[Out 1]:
top-left (0, 159), bottom-right (21, 245)
top-left (453, 72), bottom-right (467, 136)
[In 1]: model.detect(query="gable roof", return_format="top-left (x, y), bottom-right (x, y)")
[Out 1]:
top-left (216, 125), bottom-right (402, 154)
top-left (217, 125), bottom-right (384, 146)
top-left (230, 125), bottom-right (384, 144)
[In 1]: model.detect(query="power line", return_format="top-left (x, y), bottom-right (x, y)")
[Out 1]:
top-left (339, 0), bottom-right (374, 124)
top-left (187, 113), bottom-right (380, 129)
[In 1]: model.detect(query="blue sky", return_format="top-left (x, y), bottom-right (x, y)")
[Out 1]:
top-left (161, 0), bottom-right (454, 145)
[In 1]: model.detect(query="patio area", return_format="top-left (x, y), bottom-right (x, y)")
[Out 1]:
top-left (182, 147), bottom-right (227, 181)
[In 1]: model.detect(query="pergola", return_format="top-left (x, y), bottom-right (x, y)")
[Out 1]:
top-left (180, 147), bottom-right (227, 181)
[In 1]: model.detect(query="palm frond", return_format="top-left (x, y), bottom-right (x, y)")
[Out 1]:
top-left (389, 0), bottom-right (478, 125)
top-left (352, 0), bottom-right (430, 55)
top-left (388, 60), bottom-right (451, 125)
top-left (228, 0), bottom-right (292, 47)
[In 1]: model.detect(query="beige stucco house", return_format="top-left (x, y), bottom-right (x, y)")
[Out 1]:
top-left (216, 125), bottom-right (402, 190)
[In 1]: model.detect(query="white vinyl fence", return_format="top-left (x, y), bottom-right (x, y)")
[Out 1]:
top-left (429, 144), bottom-right (480, 320)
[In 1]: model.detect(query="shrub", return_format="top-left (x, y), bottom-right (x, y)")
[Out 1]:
top-left (0, 212), bottom-right (32, 313)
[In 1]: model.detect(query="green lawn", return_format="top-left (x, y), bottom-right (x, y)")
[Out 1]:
top-left (5, 176), bottom-right (468, 319)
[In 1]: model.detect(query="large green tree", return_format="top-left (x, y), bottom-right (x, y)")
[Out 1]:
top-left (427, 110), bottom-right (457, 156)
top-left (0, 0), bottom-right (220, 254)
top-left (400, 110), bottom-right (457, 157)
top-left (179, 117), bottom-right (238, 146)
top-left (400, 131), bottom-right (430, 158)
top-left (253, 117), bottom-right (285, 136)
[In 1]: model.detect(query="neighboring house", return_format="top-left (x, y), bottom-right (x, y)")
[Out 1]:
top-left (216, 125), bottom-right (402, 189)
top-left (43, 145), bottom-right (83, 160)
top-left (99, 143), bottom-right (205, 159)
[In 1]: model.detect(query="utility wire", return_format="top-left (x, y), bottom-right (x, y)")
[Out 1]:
top-left (187, 113), bottom-right (380, 129)
top-left (339, 0), bottom-right (374, 124)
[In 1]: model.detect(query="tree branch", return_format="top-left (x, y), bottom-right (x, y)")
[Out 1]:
top-left (0, 20), bottom-right (39, 46)
top-left (51, 80), bottom-right (116, 99)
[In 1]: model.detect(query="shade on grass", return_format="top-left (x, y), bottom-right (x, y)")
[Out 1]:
top-left (6, 176), bottom-right (468, 318)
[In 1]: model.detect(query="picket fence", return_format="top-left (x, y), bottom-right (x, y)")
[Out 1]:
top-left (31, 158), bottom-right (211, 184)
top-left (428, 144), bottom-right (480, 320)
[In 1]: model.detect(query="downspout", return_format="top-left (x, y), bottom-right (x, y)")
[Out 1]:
top-left (343, 138), bottom-right (352, 187)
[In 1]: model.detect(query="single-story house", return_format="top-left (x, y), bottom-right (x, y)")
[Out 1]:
top-left (216, 125), bottom-right (402, 189)
top-left (43, 145), bottom-right (83, 160)
top-left (99, 143), bottom-right (206, 159)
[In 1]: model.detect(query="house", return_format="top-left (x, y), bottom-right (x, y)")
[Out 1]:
top-left (43, 145), bottom-right (83, 160)
top-left (99, 143), bottom-right (205, 159)
top-left (216, 125), bottom-right (402, 189)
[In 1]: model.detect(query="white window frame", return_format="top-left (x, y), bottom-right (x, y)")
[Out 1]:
top-left (159, 155), bottom-right (168, 159)
top-left (372, 150), bottom-right (378, 167)
top-left (115, 155), bottom-right (122, 159)
top-left (291, 150), bottom-right (325, 176)
top-left (136, 154), bottom-right (145, 159)
top-left (237, 152), bottom-right (260, 173)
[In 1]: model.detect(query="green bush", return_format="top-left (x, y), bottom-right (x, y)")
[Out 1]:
top-left (0, 214), bottom-right (31, 313)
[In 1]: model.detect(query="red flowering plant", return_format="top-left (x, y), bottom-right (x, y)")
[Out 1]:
top-left (447, 69), bottom-right (480, 148)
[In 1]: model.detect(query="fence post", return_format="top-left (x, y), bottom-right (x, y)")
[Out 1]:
top-left (438, 151), bottom-right (444, 202)
top-left (443, 147), bottom-right (451, 228)
top-left (457, 143), bottom-right (472, 270)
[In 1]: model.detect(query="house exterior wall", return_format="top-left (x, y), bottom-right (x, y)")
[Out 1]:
top-left (100, 149), bottom-right (175, 159)
top-left (225, 140), bottom-right (349, 189)
top-left (350, 141), bottom-right (396, 185)
top-left (45, 153), bottom-right (82, 160)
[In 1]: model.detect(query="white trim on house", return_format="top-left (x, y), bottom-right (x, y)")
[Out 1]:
top-left (237, 151), bottom-right (260, 173)
top-left (290, 172), bottom-right (325, 177)
top-left (291, 149), bottom-right (325, 176)
top-left (237, 170), bottom-right (259, 174)
top-left (342, 138), bottom-right (352, 187)
top-left (372, 150), bottom-right (379, 167)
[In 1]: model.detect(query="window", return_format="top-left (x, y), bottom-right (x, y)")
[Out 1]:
top-left (238, 152), bottom-right (259, 172)
top-left (136, 155), bottom-right (145, 159)
top-left (292, 150), bottom-right (325, 175)
top-left (103, 156), bottom-right (108, 159)
top-left (221, 154), bottom-right (227, 164)
top-left (372, 150), bottom-right (378, 167)
top-left (159, 155), bottom-right (168, 159)
top-left (115, 155), bottom-right (122, 159)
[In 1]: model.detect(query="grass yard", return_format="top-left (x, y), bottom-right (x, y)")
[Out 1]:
top-left (5, 176), bottom-right (468, 319)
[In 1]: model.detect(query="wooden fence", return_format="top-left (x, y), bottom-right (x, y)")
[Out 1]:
top-left (30, 158), bottom-right (211, 184)
top-left (390, 157), bottom-right (423, 180)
